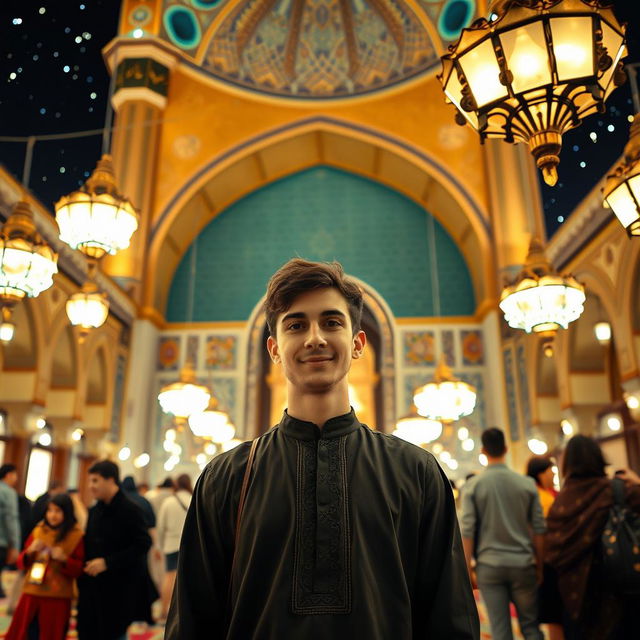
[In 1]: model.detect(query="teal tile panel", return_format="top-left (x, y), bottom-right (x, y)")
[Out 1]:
top-left (167, 167), bottom-right (475, 321)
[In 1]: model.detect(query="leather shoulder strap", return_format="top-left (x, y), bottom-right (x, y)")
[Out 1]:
top-left (235, 438), bottom-right (259, 549)
top-left (228, 438), bottom-right (259, 603)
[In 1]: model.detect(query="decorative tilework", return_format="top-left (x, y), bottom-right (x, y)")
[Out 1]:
top-left (442, 330), bottom-right (455, 366)
top-left (403, 331), bottom-right (435, 366)
top-left (403, 372), bottom-right (432, 414)
top-left (168, 168), bottom-right (475, 321)
top-left (186, 335), bottom-right (200, 367)
top-left (158, 336), bottom-right (180, 371)
top-left (461, 330), bottom-right (484, 365)
top-left (210, 377), bottom-right (238, 425)
top-left (205, 335), bottom-right (237, 370)
top-left (199, 0), bottom-right (438, 98)
top-left (516, 343), bottom-right (532, 438)
top-left (503, 347), bottom-right (520, 442)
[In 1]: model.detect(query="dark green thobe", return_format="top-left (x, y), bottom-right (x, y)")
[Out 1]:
top-left (166, 410), bottom-right (479, 639)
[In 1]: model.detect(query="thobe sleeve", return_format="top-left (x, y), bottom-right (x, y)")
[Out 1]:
top-left (104, 503), bottom-right (151, 572)
top-left (416, 455), bottom-right (480, 639)
top-left (165, 464), bottom-right (230, 640)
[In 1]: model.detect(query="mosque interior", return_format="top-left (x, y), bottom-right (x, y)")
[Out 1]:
top-left (0, 0), bottom-right (639, 503)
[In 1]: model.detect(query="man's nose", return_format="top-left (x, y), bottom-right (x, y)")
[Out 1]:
top-left (304, 322), bottom-right (327, 348)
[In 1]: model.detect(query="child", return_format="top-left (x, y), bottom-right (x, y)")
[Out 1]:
top-left (6, 493), bottom-right (84, 640)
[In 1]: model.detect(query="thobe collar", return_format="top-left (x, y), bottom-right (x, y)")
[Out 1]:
top-left (280, 408), bottom-right (360, 440)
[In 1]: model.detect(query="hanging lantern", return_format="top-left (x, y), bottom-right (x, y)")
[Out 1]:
top-left (603, 113), bottom-right (640, 235)
top-left (0, 200), bottom-right (58, 340)
top-left (55, 154), bottom-right (139, 259)
top-left (188, 395), bottom-right (235, 442)
top-left (438, 0), bottom-right (626, 186)
top-left (66, 279), bottom-right (109, 343)
top-left (499, 237), bottom-right (585, 333)
top-left (393, 407), bottom-right (443, 445)
top-left (413, 357), bottom-right (477, 423)
top-left (158, 360), bottom-right (210, 419)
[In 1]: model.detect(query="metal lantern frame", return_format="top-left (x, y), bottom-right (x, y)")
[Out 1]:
top-left (0, 200), bottom-right (58, 340)
top-left (438, 0), bottom-right (627, 186)
top-left (55, 154), bottom-right (139, 260)
top-left (603, 112), bottom-right (640, 236)
top-left (499, 237), bottom-right (585, 334)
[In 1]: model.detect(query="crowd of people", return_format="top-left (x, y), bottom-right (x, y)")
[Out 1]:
top-left (460, 429), bottom-right (640, 640)
top-left (0, 461), bottom-right (193, 639)
top-left (0, 434), bottom-right (637, 639)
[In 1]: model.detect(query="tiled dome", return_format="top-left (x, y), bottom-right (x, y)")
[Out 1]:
top-left (156, 0), bottom-right (476, 99)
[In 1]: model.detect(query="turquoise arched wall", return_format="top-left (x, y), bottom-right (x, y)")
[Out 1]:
top-left (167, 167), bottom-right (475, 321)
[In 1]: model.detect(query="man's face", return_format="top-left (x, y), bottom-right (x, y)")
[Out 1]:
top-left (88, 473), bottom-right (115, 502)
top-left (267, 287), bottom-right (365, 394)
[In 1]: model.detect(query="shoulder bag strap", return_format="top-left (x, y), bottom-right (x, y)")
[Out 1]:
top-left (174, 494), bottom-right (188, 512)
top-left (228, 438), bottom-right (259, 603)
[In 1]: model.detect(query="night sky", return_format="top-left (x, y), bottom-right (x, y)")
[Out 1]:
top-left (1, 1), bottom-right (639, 237)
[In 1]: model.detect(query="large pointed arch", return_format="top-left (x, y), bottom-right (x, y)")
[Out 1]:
top-left (144, 116), bottom-right (494, 321)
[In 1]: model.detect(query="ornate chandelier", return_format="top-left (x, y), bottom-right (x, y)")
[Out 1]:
top-left (438, 0), bottom-right (626, 186)
top-left (188, 396), bottom-right (235, 442)
top-left (55, 154), bottom-right (139, 259)
top-left (603, 113), bottom-right (640, 236)
top-left (66, 279), bottom-right (109, 343)
top-left (500, 237), bottom-right (585, 333)
top-left (158, 361), bottom-right (211, 420)
top-left (393, 407), bottom-right (443, 445)
top-left (413, 357), bottom-right (477, 423)
top-left (0, 200), bottom-right (58, 341)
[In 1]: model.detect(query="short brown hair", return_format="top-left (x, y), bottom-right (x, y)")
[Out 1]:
top-left (264, 259), bottom-right (363, 337)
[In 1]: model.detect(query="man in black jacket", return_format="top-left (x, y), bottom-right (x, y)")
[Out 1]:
top-left (77, 460), bottom-right (152, 640)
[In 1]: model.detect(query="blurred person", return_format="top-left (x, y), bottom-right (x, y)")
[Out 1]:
top-left (526, 456), bottom-right (564, 640)
top-left (67, 489), bottom-right (88, 531)
top-left (461, 428), bottom-right (545, 640)
top-left (77, 460), bottom-right (151, 640)
top-left (30, 481), bottom-right (66, 532)
top-left (167, 259), bottom-right (478, 639)
top-left (137, 482), bottom-right (149, 496)
top-left (145, 477), bottom-right (174, 517)
top-left (6, 494), bottom-right (84, 640)
top-left (120, 476), bottom-right (158, 626)
top-left (156, 473), bottom-right (193, 622)
top-left (545, 435), bottom-right (640, 640)
top-left (146, 477), bottom-right (174, 593)
top-left (121, 476), bottom-right (156, 530)
top-left (0, 464), bottom-right (21, 598)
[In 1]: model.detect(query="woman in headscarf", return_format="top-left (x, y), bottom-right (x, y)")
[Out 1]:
top-left (545, 435), bottom-right (640, 639)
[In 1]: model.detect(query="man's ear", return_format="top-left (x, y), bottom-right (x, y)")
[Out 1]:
top-left (267, 335), bottom-right (280, 363)
top-left (352, 330), bottom-right (366, 359)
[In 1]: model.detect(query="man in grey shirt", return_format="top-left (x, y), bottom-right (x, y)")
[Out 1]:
top-left (461, 428), bottom-right (545, 640)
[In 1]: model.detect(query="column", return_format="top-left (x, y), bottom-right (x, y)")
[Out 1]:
top-left (101, 44), bottom-right (176, 303)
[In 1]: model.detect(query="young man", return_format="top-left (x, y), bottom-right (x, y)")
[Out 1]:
top-left (461, 428), bottom-right (545, 640)
top-left (77, 460), bottom-right (152, 640)
top-left (167, 259), bottom-right (479, 639)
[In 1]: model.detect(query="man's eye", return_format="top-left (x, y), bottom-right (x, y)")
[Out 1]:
top-left (287, 323), bottom-right (302, 331)
top-left (326, 319), bottom-right (342, 327)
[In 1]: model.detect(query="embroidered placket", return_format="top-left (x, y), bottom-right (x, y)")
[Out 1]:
top-left (292, 435), bottom-right (351, 614)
